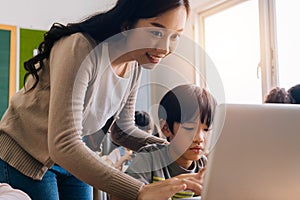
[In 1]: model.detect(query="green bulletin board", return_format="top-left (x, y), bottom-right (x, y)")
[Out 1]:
top-left (0, 26), bottom-right (44, 118)
top-left (0, 30), bottom-right (10, 118)
top-left (19, 28), bottom-right (46, 89)
top-left (0, 24), bottom-right (16, 119)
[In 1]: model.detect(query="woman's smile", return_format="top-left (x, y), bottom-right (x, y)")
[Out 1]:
top-left (146, 52), bottom-right (165, 64)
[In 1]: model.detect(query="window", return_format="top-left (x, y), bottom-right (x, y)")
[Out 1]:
top-left (275, 0), bottom-right (300, 89)
top-left (201, 0), bottom-right (261, 103)
top-left (195, 0), bottom-right (299, 103)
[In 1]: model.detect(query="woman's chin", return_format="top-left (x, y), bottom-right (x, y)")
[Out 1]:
top-left (140, 63), bottom-right (159, 70)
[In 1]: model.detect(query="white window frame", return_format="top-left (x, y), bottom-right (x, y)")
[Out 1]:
top-left (193, 0), bottom-right (279, 102)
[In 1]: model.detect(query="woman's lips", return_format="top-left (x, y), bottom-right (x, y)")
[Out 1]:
top-left (146, 53), bottom-right (164, 64)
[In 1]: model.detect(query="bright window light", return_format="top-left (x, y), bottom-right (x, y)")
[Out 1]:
top-left (204, 0), bottom-right (261, 103)
top-left (276, 0), bottom-right (300, 89)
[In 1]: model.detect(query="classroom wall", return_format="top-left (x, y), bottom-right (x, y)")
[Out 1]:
top-left (0, 0), bottom-right (116, 30)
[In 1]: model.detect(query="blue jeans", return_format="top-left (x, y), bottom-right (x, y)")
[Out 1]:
top-left (0, 158), bottom-right (92, 200)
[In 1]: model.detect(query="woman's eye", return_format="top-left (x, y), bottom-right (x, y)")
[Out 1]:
top-left (150, 31), bottom-right (163, 38)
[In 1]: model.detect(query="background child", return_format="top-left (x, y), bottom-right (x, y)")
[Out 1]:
top-left (264, 87), bottom-right (290, 103)
top-left (134, 110), bottom-right (155, 135)
top-left (264, 84), bottom-right (300, 104)
top-left (287, 84), bottom-right (300, 104)
top-left (125, 84), bottom-right (216, 199)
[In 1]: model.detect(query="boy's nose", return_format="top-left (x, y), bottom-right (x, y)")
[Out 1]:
top-left (193, 131), bottom-right (205, 143)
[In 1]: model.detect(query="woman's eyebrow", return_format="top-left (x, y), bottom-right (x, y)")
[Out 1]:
top-left (150, 22), bottom-right (184, 32)
top-left (151, 22), bottom-right (165, 28)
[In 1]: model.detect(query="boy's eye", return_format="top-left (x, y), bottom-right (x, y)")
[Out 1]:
top-left (203, 128), bottom-right (212, 132)
top-left (183, 127), bottom-right (195, 131)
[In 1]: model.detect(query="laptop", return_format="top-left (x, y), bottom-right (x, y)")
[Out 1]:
top-left (202, 103), bottom-right (300, 200)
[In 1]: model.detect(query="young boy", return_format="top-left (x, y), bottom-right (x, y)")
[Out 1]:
top-left (125, 84), bottom-right (216, 199)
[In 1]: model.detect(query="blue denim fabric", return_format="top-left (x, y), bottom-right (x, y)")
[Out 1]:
top-left (0, 158), bottom-right (92, 200)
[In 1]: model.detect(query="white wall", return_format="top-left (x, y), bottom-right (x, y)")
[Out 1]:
top-left (0, 0), bottom-right (117, 30)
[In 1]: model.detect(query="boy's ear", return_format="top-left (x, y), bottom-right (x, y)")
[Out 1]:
top-left (159, 119), bottom-right (172, 137)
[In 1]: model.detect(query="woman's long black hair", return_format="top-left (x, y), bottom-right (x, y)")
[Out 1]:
top-left (24, 0), bottom-right (190, 91)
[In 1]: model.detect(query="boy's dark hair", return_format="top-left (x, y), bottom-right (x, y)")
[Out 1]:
top-left (158, 84), bottom-right (216, 134)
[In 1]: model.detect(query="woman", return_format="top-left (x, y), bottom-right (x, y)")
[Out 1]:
top-left (0, 0), bottom-right (203, 199)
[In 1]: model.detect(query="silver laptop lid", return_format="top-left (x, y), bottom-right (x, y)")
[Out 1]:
top-left (202, 103), bottom-right (300, 200)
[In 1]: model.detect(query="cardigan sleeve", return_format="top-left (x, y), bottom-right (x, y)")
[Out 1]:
top-left (47, 33), bottom-right (143, 200)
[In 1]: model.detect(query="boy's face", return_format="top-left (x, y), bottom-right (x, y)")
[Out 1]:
top-left (168, 121), bottom-right (209, 169)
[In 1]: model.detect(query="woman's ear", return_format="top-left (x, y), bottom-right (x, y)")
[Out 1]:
top-left (159, 119), bottom-right (172, 137)
top-left (121, 22), bottom-right (130, 36)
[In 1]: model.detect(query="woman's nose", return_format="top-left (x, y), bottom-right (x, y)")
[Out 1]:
top-left (155, 37), bottom-right (176, 55)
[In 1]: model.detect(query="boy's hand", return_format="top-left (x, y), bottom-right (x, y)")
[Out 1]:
top-left (138, 175), bottom-right (202, 200)
top-left (174, 168), bottom-right (206, 195)
top-left (111, 169), bottom-right (206, 200)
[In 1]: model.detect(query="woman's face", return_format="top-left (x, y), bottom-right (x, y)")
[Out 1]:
top-left (124, 6), bottom-right (187, 69)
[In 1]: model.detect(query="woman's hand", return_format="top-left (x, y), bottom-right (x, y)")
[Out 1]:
top-left (137, 168), bottom-right (206, 200)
